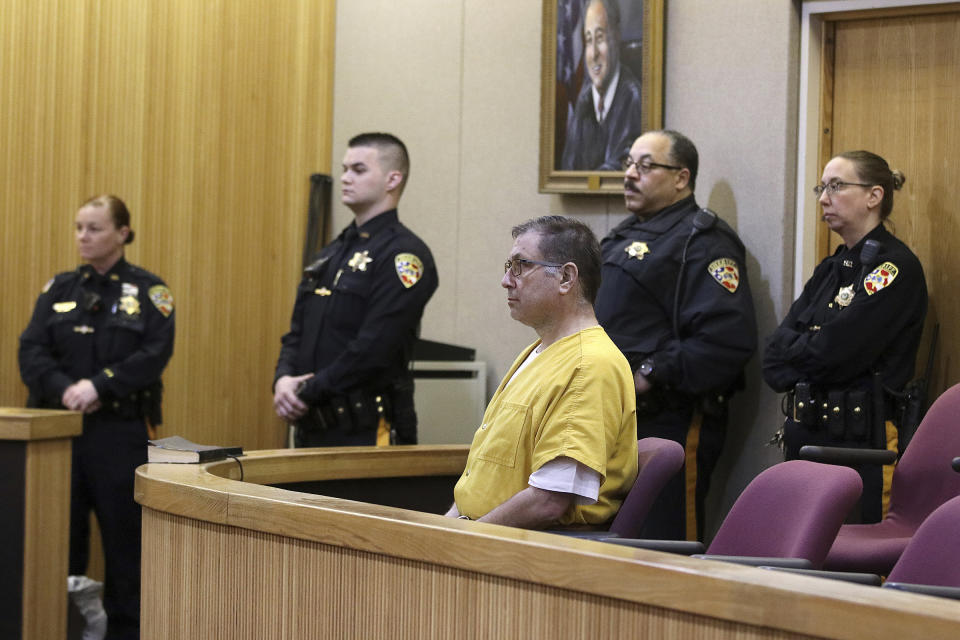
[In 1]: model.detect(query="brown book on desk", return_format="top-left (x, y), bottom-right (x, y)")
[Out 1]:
top-left (148, 435), bottom-right (243, 463)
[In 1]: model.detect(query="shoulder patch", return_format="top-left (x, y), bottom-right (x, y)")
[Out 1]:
top-left (864, 261), bottom-right (898, 295)
top-left (41, 277), bottom-right (54, 293)
top-left (708, 258), bottom-right (740, 293)
top-left (394, 253), bottom-right (424, 288)
top-left (148, 285), bottom-right (175, 317)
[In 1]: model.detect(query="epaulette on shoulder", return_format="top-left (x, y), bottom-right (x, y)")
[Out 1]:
top-left (41, 269), bottom-right (78, 293)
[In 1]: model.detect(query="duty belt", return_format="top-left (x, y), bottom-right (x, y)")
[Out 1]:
top-left (298, 388), bottom-right (391, 434)
top-left (783, 382), bottom-right (890, 447)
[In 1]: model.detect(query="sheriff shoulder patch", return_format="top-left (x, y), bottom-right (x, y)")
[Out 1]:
top-left (395, 253), bottom-right (424, 288)
top-left (864, 261), bottom-right (898, 295)
top-left (708, 258), bottom-right (740, 293)
top-left (149, 285), bottom-right (175, 317)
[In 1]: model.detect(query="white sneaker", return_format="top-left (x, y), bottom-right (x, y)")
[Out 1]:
top-left (67, 575), bottom-right (107, 640)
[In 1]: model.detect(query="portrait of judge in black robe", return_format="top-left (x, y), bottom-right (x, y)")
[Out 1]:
top-left (559, 0), bottom-right (644, 171)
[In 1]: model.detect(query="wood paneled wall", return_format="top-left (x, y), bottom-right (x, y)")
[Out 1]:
top-left (1, 0), bottom-right (336, 449)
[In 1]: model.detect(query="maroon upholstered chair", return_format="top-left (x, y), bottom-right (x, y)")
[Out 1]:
top-left (701, 460), bottom-right (862, 568)
top-left (609, 460), bottom-right (862, 570)
top-left (607, 437), bottom-right (686, 538)
top-left (550, 437), bottom-right (684, 539)
top-left (822, 383), bottom-right (960, 574)
top-left (882, 494), bottom-right (960, 596)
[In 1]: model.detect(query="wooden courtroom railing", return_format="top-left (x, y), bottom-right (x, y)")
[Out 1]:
top-left (0, 408), bottom-right (82, 640)
top-left (136, 446), bottom-right (960, 639)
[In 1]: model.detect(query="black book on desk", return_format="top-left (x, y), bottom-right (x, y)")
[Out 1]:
top-left (148, 435), bottom-right (243, 463)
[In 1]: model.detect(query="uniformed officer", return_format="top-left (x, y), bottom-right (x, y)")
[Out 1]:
top-left (273, 132), bottom-right (438, 447)
top-left (764, 150), bottom-right (927, 523)
top-left (594, 130), bottom-right (757, 541)
top-left (19, 194), bottom-right (175, 639)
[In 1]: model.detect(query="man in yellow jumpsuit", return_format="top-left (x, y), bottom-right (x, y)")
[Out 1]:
top-left (447, 216), bottom-right (638, 529)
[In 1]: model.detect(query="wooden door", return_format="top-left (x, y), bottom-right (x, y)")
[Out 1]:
top-left (819, 6), bottom-right (960, 398)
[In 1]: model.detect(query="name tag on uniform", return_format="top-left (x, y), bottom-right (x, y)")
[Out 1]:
top-left (73, 325), bottom-right (95, 334)
top-left (53, 301), bottom-right (77, 313)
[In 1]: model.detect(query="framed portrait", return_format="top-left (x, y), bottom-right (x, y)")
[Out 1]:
top-left (539, 0), bottom-right (664, 194)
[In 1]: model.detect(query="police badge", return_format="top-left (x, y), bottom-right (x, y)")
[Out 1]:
top-left (625, 241), bottom-right (649, 260)
top-left (834, 284), bottom-right (855, 308)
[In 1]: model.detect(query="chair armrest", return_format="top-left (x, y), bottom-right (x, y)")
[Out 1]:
top-left (759, 566), bottom-right (882, 585)
top-left (604, 538), bottom-right (706, 555)
top-left (799, 445), bottom-right (897, 466)
top-left (691, 555), bottom-right (813, 569)
top-left (882, 582), bottom-right (960, 600)
top-left (952, 457), bottom-right (960, 472)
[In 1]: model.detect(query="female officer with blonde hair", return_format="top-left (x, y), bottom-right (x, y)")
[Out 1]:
top-left (19, 195), bottom-right (174, 638)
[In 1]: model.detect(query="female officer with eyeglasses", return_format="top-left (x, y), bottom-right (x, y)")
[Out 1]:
top-left (19, 194), bottom-right (174, 639)
top-left (763, 150), bottom-right (927, 523)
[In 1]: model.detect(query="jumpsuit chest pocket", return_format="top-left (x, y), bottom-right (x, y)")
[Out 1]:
top-left (475, 402), bottom-right (529, 468)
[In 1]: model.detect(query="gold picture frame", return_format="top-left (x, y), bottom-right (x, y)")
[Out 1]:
top-left (539, 0), bottom-right (664, 194)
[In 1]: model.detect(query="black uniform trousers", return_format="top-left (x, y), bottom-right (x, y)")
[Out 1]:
top-left (295, 424), bottom-right (380, 447)
top-left (70, 413), bottom-right (146, 640)
top-left (635, 402), bottom-right (726, 541)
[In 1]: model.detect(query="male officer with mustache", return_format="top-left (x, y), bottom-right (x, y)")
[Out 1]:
top-left (594, 130), bottom-right (757, 541)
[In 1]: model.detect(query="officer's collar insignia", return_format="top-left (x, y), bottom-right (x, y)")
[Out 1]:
top-left (73, 325), bottom-right (95, 334)
top-left (53, 301), bottom-right (77, 313)
top-left (843, 259), bottom-right (854, 268)
top-left (148, 285), bottom-right (175, 317)
top-left (359, 232), bottom-right (370, 239)
top-left (625, 241), bottom-right (649, 260)
top-left (118, 295), bottom-right (141, 316)
top-left (864, 262), bottom-right (898, 295)
top-left (41, 278), bottom-right (54, 293)
top-left (834, 284), bottom-right (855, 307)
top-left (394, 253), bottom-right (424, 288)
top-left (348, 250), bottom-right (373, 272)
top-left (122, 282), bottom-right (139, 298)
top-left (707, 258), bottom-right (740, 293)
top-left (110, 274), bottom-right (119, 280)
top-left (314, 287), bottom-right (332, 296)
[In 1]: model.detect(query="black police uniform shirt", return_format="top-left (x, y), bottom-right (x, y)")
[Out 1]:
top-left (19, 257), bottom-right (175, 410)
top-left (763, 223), bottom-right (927, 393)
top-left (594, 195), bottom-right (757, 397)
top-left (275, 209), bottom-right (438, 404)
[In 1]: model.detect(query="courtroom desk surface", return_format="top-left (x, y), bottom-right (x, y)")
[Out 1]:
top-left (135, 446), bottom-right (960, 640)
top-left (0, 408), bottom-right (82, 441)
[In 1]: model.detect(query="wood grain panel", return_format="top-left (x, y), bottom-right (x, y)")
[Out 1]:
top-left (137, 447), bottom-right (960, 640)
top-left (0, 1), bottom-right (336, 452)
top-left (821, 9), bottom-right (960, 396)
top-left (22, 437), bottom-right (72, 640)
top-left (142, 511), bottom-right (821, 640)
